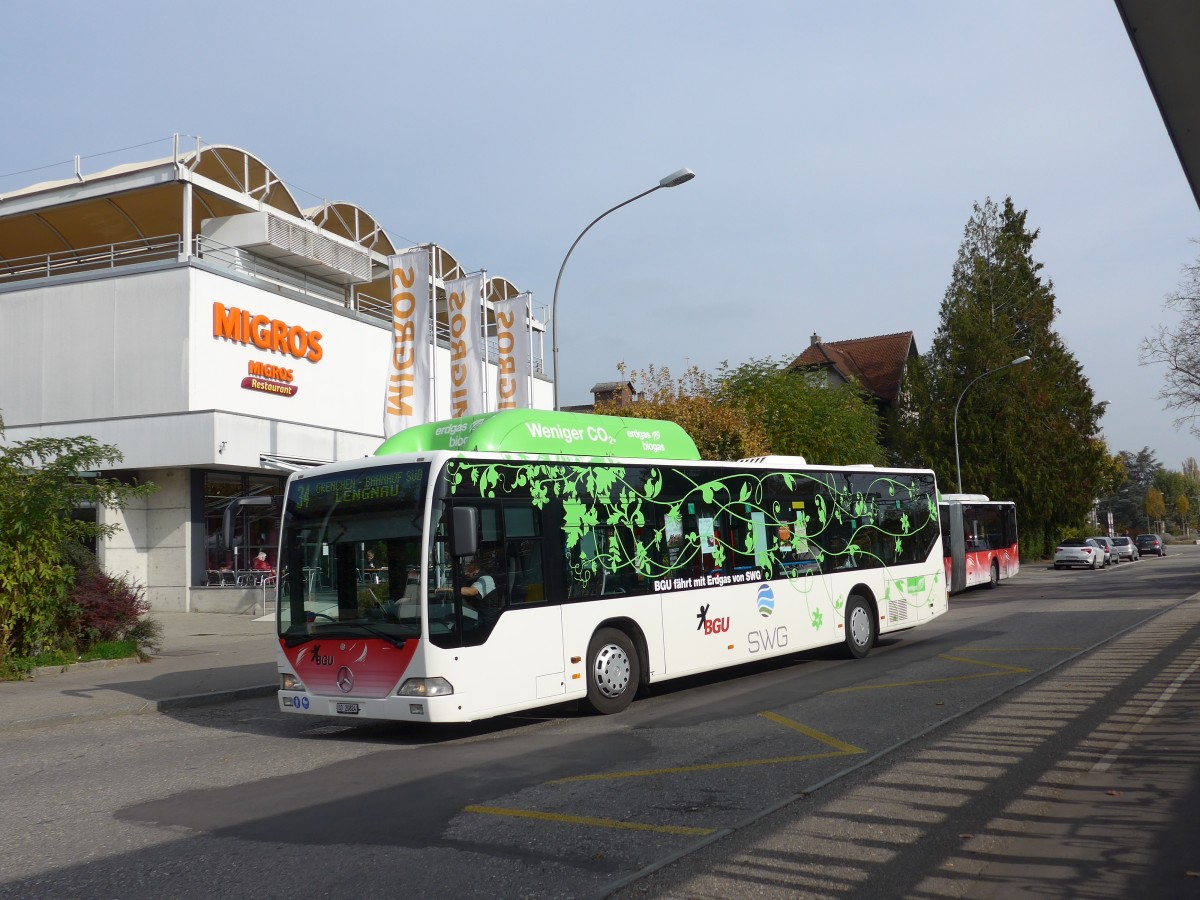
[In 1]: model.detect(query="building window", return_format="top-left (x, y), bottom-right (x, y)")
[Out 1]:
top-left (203, 471), bottom-right (285, 583)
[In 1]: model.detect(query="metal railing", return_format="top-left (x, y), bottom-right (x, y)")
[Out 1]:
top-left (0, 234), bottom-right (183, 284)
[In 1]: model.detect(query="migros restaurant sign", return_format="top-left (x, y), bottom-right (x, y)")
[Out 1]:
top-left (212, 302), bottom-right (324, 398)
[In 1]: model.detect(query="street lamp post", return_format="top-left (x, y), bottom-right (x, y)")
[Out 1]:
top-left (953, 355), bottom-right (1032, 494)
top-left (551, 168), bottom-right (695, 412)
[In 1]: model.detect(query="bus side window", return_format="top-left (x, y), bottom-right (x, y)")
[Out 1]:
top-left (503, 504), bottom-right (544, 603)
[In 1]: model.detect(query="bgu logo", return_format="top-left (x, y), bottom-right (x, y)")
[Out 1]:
top-left (309, 644), bottom-right (336, 667)
top-left (696, 603), bottom-right (730, 635)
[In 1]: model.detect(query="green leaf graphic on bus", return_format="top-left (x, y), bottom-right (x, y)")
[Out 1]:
top-left (444, 460), bottom-right (938, 614)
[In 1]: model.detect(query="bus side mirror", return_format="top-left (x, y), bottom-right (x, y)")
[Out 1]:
top-left (453, 507), bottom-right (478, 558)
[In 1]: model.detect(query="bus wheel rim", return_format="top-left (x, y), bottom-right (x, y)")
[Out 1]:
top-left (594, 644), bottom-right (631, 698)
top-left (849, 605), bottom-right (871, 646)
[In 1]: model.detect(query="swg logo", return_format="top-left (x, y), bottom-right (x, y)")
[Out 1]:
top-left (757, 584), bottom-right (775, 617)
top-left (748, 626), bottom-right (788, 654)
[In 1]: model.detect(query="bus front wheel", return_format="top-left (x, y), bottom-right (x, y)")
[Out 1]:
top-left (584, 627), bottom-right (640, 715)
top-left (842, 594), bottom-right (876, 659)
top-left (987, 560), bottom-right (1000, 589)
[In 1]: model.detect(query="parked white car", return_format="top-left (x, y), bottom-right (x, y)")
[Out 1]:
top-left (1054, 537), bottom-right (1104, 569)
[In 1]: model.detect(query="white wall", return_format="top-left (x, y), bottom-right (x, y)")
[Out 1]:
top-left (0, 268), bottom-right (191, 427)
top-left (101, 467), bottom-right (190, 612)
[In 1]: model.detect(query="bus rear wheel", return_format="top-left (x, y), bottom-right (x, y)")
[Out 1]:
top-left (584, 627), bottom-right (640, 715)
top-left (842, 594), bottom-right (875, 659)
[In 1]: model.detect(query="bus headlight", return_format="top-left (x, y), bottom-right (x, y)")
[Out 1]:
top-left (280, 673), bottom-right (305, 691)
top-left (398, 677), bottom-right (454, 697)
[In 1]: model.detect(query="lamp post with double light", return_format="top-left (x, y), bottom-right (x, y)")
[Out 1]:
top-left (953, 355), bottom-right (1032, 494)
top-left (551, 168), bottom-right (695, 412)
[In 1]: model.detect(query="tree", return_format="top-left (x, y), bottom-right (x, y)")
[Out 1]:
top-left (892, 197), bottom-right (1110, 557)
top-left (1096, 448), bottom-right (1157, 534)
top-left (598, 363), bottom-right (769, 461)
top-left (602, 359), bottom-right (890, 465)
top-left (0, 413), bottom-right (155, 665)
top-left (717, 356), bottom-right (887, 465)
top-left (1141, 242), bottom-right (1200, 435)
top-left (1145, 487), bottom-right (1166, 532)
top-left (1152, 467), bottom-right (1199, 536)
top-left (1183, 456), bottom-right (1200, 483)
top-left (1121, 447), bottom-right (1164, 491)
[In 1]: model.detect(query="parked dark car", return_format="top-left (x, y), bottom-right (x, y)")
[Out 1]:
top-left (1135, 533), bottom-right (1165, 557)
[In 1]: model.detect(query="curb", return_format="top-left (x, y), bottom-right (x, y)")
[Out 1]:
top-left (29, 655), bottom-right (144, 679)
top-left (155, 684), bottom-right (277, 711)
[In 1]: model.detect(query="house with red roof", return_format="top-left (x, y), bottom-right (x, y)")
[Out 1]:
top-left (788, 331), bottom-right (919, 429)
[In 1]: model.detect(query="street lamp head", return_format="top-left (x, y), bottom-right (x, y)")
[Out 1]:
top-left (1010, 355), bottom-right (1032, 366)
top-left (551, 168), bottom-right (694, 411)
top-left (659, 168), bottom-right (695, 188)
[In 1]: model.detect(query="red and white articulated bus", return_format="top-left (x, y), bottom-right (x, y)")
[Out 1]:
top-left (939, 494), bottom-right (1019, 593)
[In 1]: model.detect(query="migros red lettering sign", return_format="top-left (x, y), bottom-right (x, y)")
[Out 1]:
top-left (212, 303), bottom-right (323, 363)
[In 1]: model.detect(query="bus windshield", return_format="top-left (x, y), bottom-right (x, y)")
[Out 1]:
top-left (278, 462), bottom-right (430, 644)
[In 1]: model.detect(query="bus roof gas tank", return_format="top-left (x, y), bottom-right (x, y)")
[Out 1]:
top-left (374, 409), bottom-right (702, 461)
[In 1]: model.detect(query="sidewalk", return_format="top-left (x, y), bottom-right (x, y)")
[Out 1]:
top-left (0, 611), bottom-right (278, 729)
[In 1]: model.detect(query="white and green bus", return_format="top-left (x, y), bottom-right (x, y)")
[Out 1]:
top-left (275, 409), bottom-right (947, 723)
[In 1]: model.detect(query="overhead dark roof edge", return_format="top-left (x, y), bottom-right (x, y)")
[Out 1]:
top-left (1114, 0), bottom-right (1200, 211)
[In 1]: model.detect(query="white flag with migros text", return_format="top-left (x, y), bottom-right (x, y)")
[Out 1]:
top-left (492, 292), bottom-right (533, 410)
top-left (383, 249), bottom-right (431, 437)
top-left (445, 272), bottom-right (487, 418)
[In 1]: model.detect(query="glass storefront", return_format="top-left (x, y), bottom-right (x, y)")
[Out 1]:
top-left (202, 471), bottom-right (286, 585)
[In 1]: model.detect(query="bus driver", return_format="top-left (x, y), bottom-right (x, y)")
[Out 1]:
top-left (458, 555), bottom-right (496, 600)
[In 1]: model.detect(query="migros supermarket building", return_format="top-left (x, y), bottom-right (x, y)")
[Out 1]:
top-left (0, 138), bottom-right (551, 613)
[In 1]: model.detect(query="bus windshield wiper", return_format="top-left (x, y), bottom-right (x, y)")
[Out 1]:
top-left (321, 620), bottom-right (411, 648)
top-left (283, 621), bottom-right (410, 649)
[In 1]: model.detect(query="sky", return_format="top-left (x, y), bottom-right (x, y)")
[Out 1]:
top-left (4, 1), bottom-right (1199, 470)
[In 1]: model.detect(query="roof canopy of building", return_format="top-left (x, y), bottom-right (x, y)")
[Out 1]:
top-left (789, 331), bottom-right (918, 404)
top-left (0, 140), bottom-right (524, 310)
top-left (1116, 0), bottom-right (1200, 210)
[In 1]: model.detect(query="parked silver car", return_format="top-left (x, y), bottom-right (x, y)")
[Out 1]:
top-left (1110, 535), bottom-right (1139, 562)
top-left (1089, 536), bottom-right (1117, 566)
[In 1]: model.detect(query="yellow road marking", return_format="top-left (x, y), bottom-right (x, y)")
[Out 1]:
top-left (829, 649), bottom-right (1041, 692)
top-left (938, 654), bottom-right (1030, 673)
top-left (548, 712), bottom-right (863, 784)
top-left (959, 647), bottom-right (1081, 653)
top-left (463, 805), bottom-right (716, 836)
top-left (757, 711), bottom-right (866, 753)
top-left (546, 749), bottom-right (858, 784)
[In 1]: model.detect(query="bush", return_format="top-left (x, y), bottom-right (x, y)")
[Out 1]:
top-left (0, 416), bottom-right (156, 669)
top-left (65, 569), bottom-right (161, 659)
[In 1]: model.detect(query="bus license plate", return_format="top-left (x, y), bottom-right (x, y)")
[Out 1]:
top-left (336, 702), bottom-right (360, 715)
